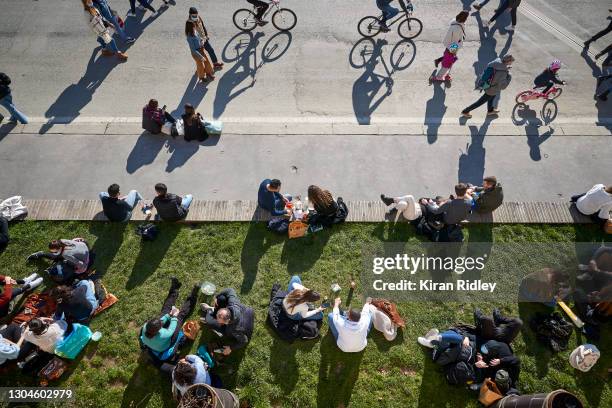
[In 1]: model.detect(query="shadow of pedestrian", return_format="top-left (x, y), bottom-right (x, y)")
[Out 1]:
top-left (165, 134), bottom-right (220, 172)
top-left (123, 5), bottom-right (168, 47)
top-left (424, 81), bottom-right (447, 144)
top-left (42, 48), bottom-right (121, 132)
top-left (213, 31), bottom-right (291, 119)
top-left (458, 119), bottom-right (491, 185)
top-left (316, 331), bottom-right (365, 408)
top-left (126, 224), bottom-right (180, 290)
top-left (511, 103), bottom-right (554, 161)
top-left (126, 131), bottom-right (167, 174)
top-left (350, 38), bottom-right (416, 125)
top-left (169, 74), bottom-right (209, 119)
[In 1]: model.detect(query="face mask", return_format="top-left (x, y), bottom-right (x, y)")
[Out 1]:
top-left (190, 15), bottom-right (198, 22)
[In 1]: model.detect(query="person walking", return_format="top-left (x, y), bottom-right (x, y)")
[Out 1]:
top-left (484, 0), bottom-right (522, 32)
top-left (93, 0), bottom-right (135, 44)
top-left (462, 54), bottom-right (514, 118)
top-left (185, 20), bottom-right (214, 83)
top-left (81, 0), bottom-right (128, 61)
top-left (127, 0), bottom-right (157, 17)
top-left (189, 7), bottom-right (224, 70)
top-left (434, 10), bottom-right (468, 67)
top-left (0, 73), bottom-right (28, 124)
top-left (584, 10), bottom-right (612, 49)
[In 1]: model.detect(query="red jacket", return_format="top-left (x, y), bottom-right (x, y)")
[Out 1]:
top-left (0, 275), bottom-right (12, 309)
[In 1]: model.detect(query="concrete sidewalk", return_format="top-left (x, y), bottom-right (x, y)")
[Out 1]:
top-left (0, 131), bottom-right (609, 202)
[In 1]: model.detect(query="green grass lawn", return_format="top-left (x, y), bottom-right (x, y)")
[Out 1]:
top-left (0, 222), bottom-right (610, 408)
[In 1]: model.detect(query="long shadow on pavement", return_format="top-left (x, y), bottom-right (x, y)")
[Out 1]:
top-left (580, 48), bottom-right (612, 132)
top-left (213, 31), bottom-right (292, 119)
top-left (424, 81), bottom-right (447, 144)
top-left (458, 118), bottom-right (492, 185)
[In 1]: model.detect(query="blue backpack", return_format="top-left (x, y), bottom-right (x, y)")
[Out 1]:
top-left (55, 323), bottom-right (92, 359)
top-left (477, 66), bottom-right (495, 90)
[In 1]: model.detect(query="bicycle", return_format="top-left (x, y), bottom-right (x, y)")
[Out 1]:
top-left (515, 83), bottom-right (565, 104)
top-left (233, 0), bottom-right (297, 32)
top-left (358, 0), bottom-right (423, 40)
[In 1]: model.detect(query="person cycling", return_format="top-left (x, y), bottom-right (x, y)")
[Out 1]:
top-left (247, 0), bottom-right (270, 25)
top-left (376, 0), bottom-right (400, 32)
top-left (533, 59), bottom-right (566, 94)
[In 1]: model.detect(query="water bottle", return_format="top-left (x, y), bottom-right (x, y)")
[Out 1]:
top-left (91, 331), bottom-right (102, 342)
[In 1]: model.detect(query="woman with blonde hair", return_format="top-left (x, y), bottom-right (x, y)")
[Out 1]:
top-left (283, 276), bottom-right (325, 321)
top-left (81, 0), bottom-right (127, 60)
top-left (185, 20), bottom-right (214, 83)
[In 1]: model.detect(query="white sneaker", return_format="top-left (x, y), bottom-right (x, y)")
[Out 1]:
top-left (25, 277), bottom-right (44, 290)
top-left (424, 328), bottom-right (439, 339)
top-left (23, 273), bottom-right (39, 283)
top-left (505, 25), bottom-right (515, 31)
top-left (418, 336), bottom-right (435, 348)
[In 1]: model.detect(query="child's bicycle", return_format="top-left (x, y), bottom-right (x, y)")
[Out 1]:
top-left (233, 0), bottom-right (297, 32)
top-left (358, 0), bottom-right (423, 40)
top-left (515, 84), bottom-right (565, 104)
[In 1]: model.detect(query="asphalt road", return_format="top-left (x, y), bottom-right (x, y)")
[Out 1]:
top-left (0, 0), bottom-right (610, 124)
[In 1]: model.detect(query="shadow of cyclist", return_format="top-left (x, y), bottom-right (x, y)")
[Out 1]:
top-left (512, 103), bottom-right (554, 161)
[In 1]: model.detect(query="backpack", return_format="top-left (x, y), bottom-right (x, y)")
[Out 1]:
top-left (445, 361), bottom-right (476, 385)
top-left (477, 66), bottom-right (495, 90)
top-left (136, 223), bottom-right (159, 241)
top-left (0, 73), bottom-right (10, 86)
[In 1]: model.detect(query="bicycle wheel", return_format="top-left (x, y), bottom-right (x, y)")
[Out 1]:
top-left (358, 16), bottom-right (381, 38)
top-left (515, 90), bottom-right (533, 104)
top-left (233, 9), bottom-right (257, 32)
top-left (547, 87), bottom-right (563, 100)
top-left (272, 8), bottom-right (297, 31)
top-left (397, 17), bottom-right (423, 39)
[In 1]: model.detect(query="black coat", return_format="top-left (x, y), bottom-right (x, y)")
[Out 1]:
top-left (267, 284), bottom-right (321, 342)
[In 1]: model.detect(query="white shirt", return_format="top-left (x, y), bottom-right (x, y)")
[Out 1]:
top-left (332, 304), bottom-right (372, 353)
top-left (577, 184), bottom-right (612, 220)
top-left (24, 320), bottom-right (68, 353)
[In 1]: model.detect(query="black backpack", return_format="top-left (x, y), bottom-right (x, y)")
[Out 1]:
top-left (445, 361), bottom-right (476, 385)
top-left (136, 223), bottom-right (159, 241)
top-left (0, 73), bottom-right (10, 86)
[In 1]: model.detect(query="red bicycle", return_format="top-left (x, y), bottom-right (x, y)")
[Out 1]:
top-left (515, 84), bottom-right (564, 104)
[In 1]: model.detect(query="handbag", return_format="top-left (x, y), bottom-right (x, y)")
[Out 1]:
top-left (55, 323), bottom-right (92, 360)
top-left (161, 121), bottom-right (174, 136)
top-left (38, 357), bottom-right (68, 386)
top-left (0, 195), bottom-right (28, 221)
top-left (478, 378), bottom-right (504, 406)
top-left (203, 120), bottom-right (223, 135)
top-left (288, 220), bottom-right (308, 239)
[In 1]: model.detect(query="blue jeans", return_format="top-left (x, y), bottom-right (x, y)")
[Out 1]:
top-left (129, 0), bottom-right (156, 13)
top-left (376, 0), bottom-right (399, 26)
top-left (96, 36), bottom-right (119, 53)
top-left (76, 280), bottom-right (99, 312)
top-left (0, 94), bottom-right (28, 124)
top-left (99, 190), bottom-right (143, 221)
top-left (181, 194), bottom-right (193, 210)
top-left (203, 40), bottom-right (218, 64)
top-left (436, 330), bottom-right (463, 349)
top-left (286, 275), bottom-right (324, 321)
top-left (287, 275), bottom-right (302, 292)
top-left (327, 312), bottom-right (373, 340)
top-left (95, 0), bottom-right (128, 41)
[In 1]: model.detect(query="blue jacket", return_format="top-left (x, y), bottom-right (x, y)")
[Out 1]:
top-left (258, 179), bottom-right (286, 216)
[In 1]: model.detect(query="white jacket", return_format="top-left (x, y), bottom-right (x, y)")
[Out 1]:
top-left (577, 184), bottom-right (612, 220)
top-left (367, 305), bottom-right (397, 341)
top-left (443, 19), bottom-right (466, 49)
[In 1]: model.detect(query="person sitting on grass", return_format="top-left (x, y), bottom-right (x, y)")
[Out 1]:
top-left (152, 183), bottom-right (193, 222)
top-left (27, 238), bottom-right (91, 274)
top-left (0, 216), bottom-right (9, 254)
top-left (418, 328), bottom-right (477, 386)
top-left (172, 354), bottom-right (211, 397)
top-left (99, 183), bottom-right (143, 222)
top-left (571, 184), bottom-right (612, 226)
top-left (0, 323), bottom-right (27, 367)
top-left (258, 178), bottom-right (291, 217)
top-left (1, 274), bottom-right (43, 318)
top-left (200, 288), bottom-right (254, 356)
top-left (23, 317), bottom-right (68, 354)
top-left (475, 340), bottom-right (521, 387)
top-left (283, 276), bottom-right (325, 321)
top-left (328, 297), bottom-right (373, 353)
top-left (141, 278), bottom-right (199, 354)
top-left (51, 280), bottom-right (100, 323)
top-left (468, 176), bottom-right (504, 214)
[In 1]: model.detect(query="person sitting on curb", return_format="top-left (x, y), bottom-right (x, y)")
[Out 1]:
top-left (571, 184), bottom-right (612, 226)
top-left (172, 354), bottom-right (212, 397)
top-left (258, 178), bottom-right (291, 217)
top-left (201, 288), bottom-right (254, 356)
top-left (380, 194), bottom-right (423, 221)
top-left (142, 99), bottom-right (176, 135)
top-left (0, 274), bottom-right (43, 318)
top-left (23, 317), bottom-right (68, 354)
top-left (99, 183), bottom-right (143, 222)
top-left (328, 297), bottom-right (373, 353)
top-left (283, 276), bottom-right (325, 321)
top-left (152, 183), bottom-right (193, 222)
top-left (422, 183), bottom-right (473, 226)
top-left (468, 176), bottom-right (504, 214)
top-left (27, 238), bottom-right (91, 274)
top-left (141, 278), bottom-right (199, 354)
